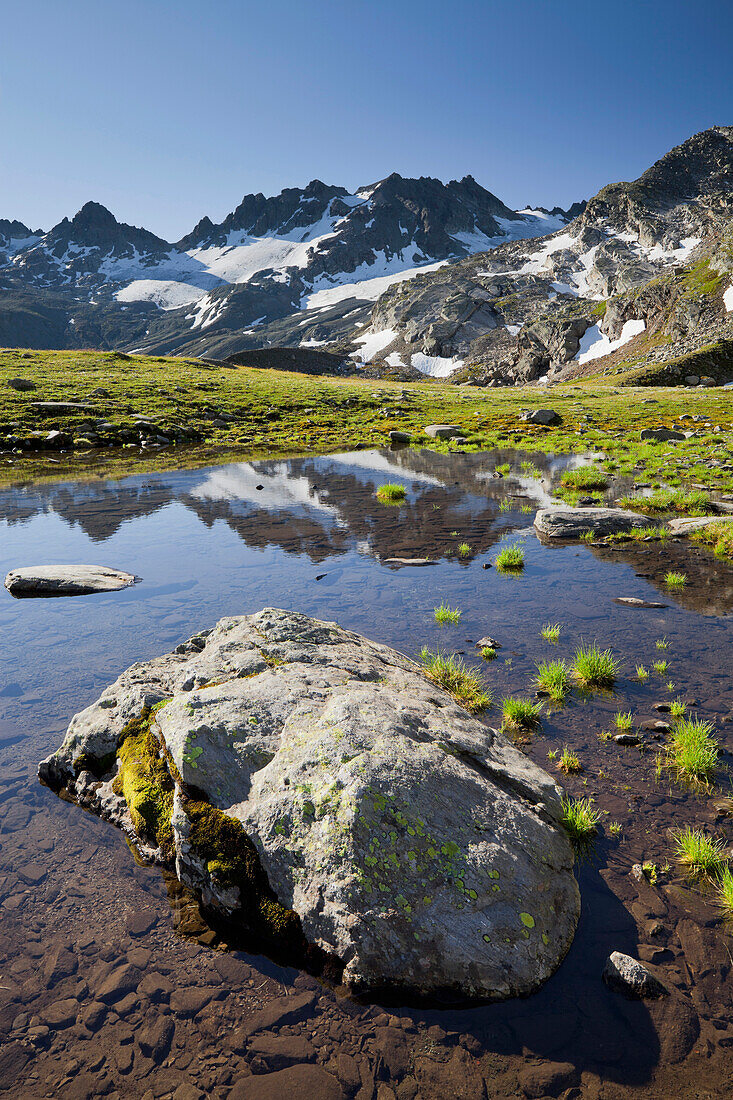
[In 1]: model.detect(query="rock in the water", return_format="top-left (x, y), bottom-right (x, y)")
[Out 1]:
top-left (639, 428), bottom-right (685, 442)
top-left (613, 597), bottom-right (668, 609)
top-left (667, 515), bottom-right (733, 535)
top-left (534, 507), bottom-right (649, 539)
top-left (383, 557), bottom-right (435, 567)
top-left (39, 608), bottom-right (579, 1001)
top-left (5, 565), bottom-right (136, 598)
top-left (520, 409), bottom-right (561, 426)
top-left (614, 733), bottom-right (641, 746)
top-left (475, 636), bottom-right (501, 650)
top-left (423, 424), bottom-right (464, 440)
top-left (602, 951), bottom-right (668, 999)
top-left (388, 430), bottom-right (412, 445)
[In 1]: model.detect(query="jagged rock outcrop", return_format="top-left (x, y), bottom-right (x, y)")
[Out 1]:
top-left (39, 608), bottom-right (580, 1001)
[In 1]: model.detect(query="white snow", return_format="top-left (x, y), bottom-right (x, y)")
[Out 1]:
top-left (350, 328), bottom-right (397, 362)
top-left (115, 279), bottom-right (209, 310)
top-left (386, 352), bottom-right (406, 367)
top-left (505, 324), bottom-right (521, 335)
top-left (411, 352), bottom-right (463, 378)
top-left (300, 338), bottom-right (328, 347)
top-left (575, 319), bottom-right (646, 364)
top-left (304, 259), bottom-right (448, 310)
top-left (722, 282), bottom-right (733, 312)
top-left (519, 232), bottom-right (576, 276)
top-left (551, 281), bottom-right (578, 296)
top-left (646, 236), bottom-right (701, 263)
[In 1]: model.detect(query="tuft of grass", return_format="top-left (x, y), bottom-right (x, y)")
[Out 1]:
top-left (672, 826), bottom-right (728, 879)
top-left (495, 463), bottom-right (511, 476)
top-left (670, 699), bottom-right (687, 719)
top-left (536, 659), bottom-right (570, 703)
top-left (653, 659), bottom-right (669, 675)
top-left (561, 796), bottom-right (601, 844)
top-left (656, 637), bottom-right (669, 649)
top-left (664, 571), bottom-right (687, 589)
top-left (501, 696), bottom-right (542, 730)
top-left (636, 665), bottom-right (649, 682)
top-left (419, 648), bottom-right (492, 713)
top-left (560, 466), bottom-right (609, 492)
top-left (481, 646), bottom-right (497, 661)
top-left (614, 711), bottom-right (633, 731)
top-left (608, 821), bottom-right (622, 836)
top-left (715, 867), bottom-right (733, 919)
top-left (376, 482), bottom-right (406, 504)
top-left (458, 542), bottom-right (471, 558)
top-left (691, 520), bottom-right (733, 563)
top-left (541, 622), bottom-right (561, 644)
top-left (572, 643), bottom-right (620, 688)
top-left (520, 460), bottom-right (542, 478)
top-left (665, 717), bottom-right (719, 785)
top-left (495, 544), bottom-right (525, 572)
top-left (434, 603), bottom-right (461, 625)
top-left (618, 488), bottom-right (715, 516)
top-left (558, 746), bottom-right (582, 774)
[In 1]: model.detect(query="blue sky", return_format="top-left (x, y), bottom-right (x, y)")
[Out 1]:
top-left (2, 0), bottom-right (731, 240)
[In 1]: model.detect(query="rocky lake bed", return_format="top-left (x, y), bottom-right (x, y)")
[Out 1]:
top-left (1, 444), bottom-right (733, 1098)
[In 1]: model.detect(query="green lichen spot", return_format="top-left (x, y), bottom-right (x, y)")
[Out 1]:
top-left (542, 933), bottom-right (549, 945)
top-left (520, 912), bottom-right (535, 929)
top-left (482, 934), bottom-right (491, 943)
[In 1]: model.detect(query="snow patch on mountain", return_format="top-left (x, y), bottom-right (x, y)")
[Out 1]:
top-left (350, 328), bottom-right (398, 362)
top-left (304, 259), bottom-right (449, 309)
top-left (575, 318), bottom-right (646, 364)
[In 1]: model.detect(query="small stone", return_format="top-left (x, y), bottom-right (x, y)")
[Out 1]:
top-left (125, 908), bottom-right (157, 937)
top-left (97, 963), bottom-right (141, 1004)
top-left (169, 987), bottom-right (214, 1017)
top-left (640, 428), bottom-right (685, 442)
top-left (389, 430), bottom-right (412, 445)
top-left (614, 733), bottom-right (641, 745)
top-left (42, 997), bottom-right (79, 1028)
top-left (603, 951), bottom-right (668, 998)
top-left (520, 409), bottom-right (561, 426)
top-left (423, 424), bottom-right (464, 440)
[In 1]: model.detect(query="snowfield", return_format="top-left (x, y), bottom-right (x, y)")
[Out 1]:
top-left (575, 319), bottom-right (646, 364)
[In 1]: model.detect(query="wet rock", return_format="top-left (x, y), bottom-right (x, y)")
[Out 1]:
top-left (42, 608), bottom-right (579, 1001)
top-left (383, 557), bottom-right (435, 567)
top-left (388, 431), bottom-right (412, 444)
top-left (229, 1064), bottom-right (344, 1100)
top-left (423, 424), bottom-right (464, 440)
top-left (520, 409), bottom-right (562, 426)
top-left (519, 1060), bottom-right (579, 1098)
top-left (640, 428), bottom-right (685, 442)
top-left (136, 1014), bottom-right (174, 1061)
top-left (97, 963), bottom-right (141, 1004)
top-left (138, 972), bottom-right (173, 1002)
top-left (535, 507), bottom-right (649, 539)
top-left (667, 515), bottom-right (733, 534)
top-left (247, 1033), bottom-right (317, 1070)
top-left (0, 1042), bottom-right (31, 1089)
top-left (5, 564), bottom-right (136, 598)
top-left (614, 733), bottom-right (641, 745)
top-left (602, 951), bottom-right (668, 998)
top-left (235, 991), bottom-right (317, 1039)
top-left (613, 597), bottom-right (668, 608)
top-left (475, 636), bottom-right (501, 649)
top-left (41, 997), bottom-right (79, 1028)
top-left (125, 908), bottom-right (157, 937)
top-left (169, 987), bottom-right (214, 1017)
top-left (80, 1001), bottom-right (107, 1032)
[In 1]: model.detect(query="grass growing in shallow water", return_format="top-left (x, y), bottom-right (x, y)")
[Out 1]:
top-left (376, 482), bottom-right (406, 504)
top-left (665, 571), bottom-right (687, 588)
top-left (572, 643), bottom-right (620, 688)
top-left (501, 697), bottom-right (542, 730)
top-left (558, 746), bottom-right (582, 774)
top-left (560, 466), bottom-right (609, 492)
top-left (673, 826), bottom-right (728, 879)
top-left (665, 717), bottom-right (719, 785)
top-left (419, 648), bottom-right (492, 713)
top-left (561, 796), bottom-right (601, 843)
top-left (434, 603), bottom-right (461, 625)
top-left (614, 711), bottom-right (633, 731)
top-left (495, 544), bottom-right (525, 572)
top-left (716, 867), bottom-right (733, 919)
top-left (541, 622), bottom-right (561, 643)
top-left (536, 659), bottom-right (570, 702)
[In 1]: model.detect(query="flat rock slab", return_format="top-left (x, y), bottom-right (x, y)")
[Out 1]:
top-left (41, 608), bottom-right (579, 1002)
top-left (535, 507), bottom-right (649, 539)
top-left (613, 597), bottom-right (668, 609)
top-left (5, 565), bottom-right (136, 598)
top-left (423, 424), bottom-right (464, 440)
top-left (667, 515), bottom-right (733, 535)
top-left (383, 557), bottom-right (435, 566)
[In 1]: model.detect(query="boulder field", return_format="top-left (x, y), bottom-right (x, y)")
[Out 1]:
top-left (39, 608), bottom-right (580, 1001)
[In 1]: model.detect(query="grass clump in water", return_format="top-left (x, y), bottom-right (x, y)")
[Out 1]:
top-left (653, 659), bottom-right (669, 675)
top-left (673, 826), bottom-right (728, 879)
top-left (670, 699), bottom-right (687, 719)
top-left (481, 645), bottom-right (497, 661)
top-left (664, 571), bottom-right (687, 588)
top-left (614, 711), bottom-right (633, 731)
top-left (572, 643), bottom-right (620, 688)
top-left (560, 466), bottom-right (609, 492)
top-left (495, 544), bottom-right (525, 572)
top-left (376, 482), bottom-right (406, 504)
top-left (536, 659), bottom-right (570, 702)
top-left (636, 665), bottom-right (649, 682)
top-left (434, 602), bottom-right (461, 625)
top-left (561, 796), bottom-right (601, 844)
top-left (691, 520), bottom-right (733, 562)
top-left (541, 622), bottom-right (561, 643)
top-left (458, 542), bottom-right (471, 558)
top-left (715, 867), bottom-right (733, 919)
top-left (665, 717), bottom-right (719, 785)
top-left (558, 746), bottom-right (582, 774)
top-left (419, 648), bottom-right (492, 713)
top-left (501, 696), bottom-right (542, 730)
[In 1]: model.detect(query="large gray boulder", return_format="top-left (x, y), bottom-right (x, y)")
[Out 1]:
top-left (39, 608), bottom-right (579, 1001)
top-left (535, 506), bottom-right (649, 539)
top-left (5, 564), bottom-right (136, 598)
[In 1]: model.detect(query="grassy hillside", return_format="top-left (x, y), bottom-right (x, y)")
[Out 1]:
top-left (1, 348), bottom-right (733, 501)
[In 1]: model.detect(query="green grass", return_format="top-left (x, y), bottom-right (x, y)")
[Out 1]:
top-left (434, 603), bottom-right (461, 625)
top-left (572, 643), bottom-right (620, 688)
top-left (664, 571), bottom-right (687, 588)
top-left (560, 466), bottom-right (609, 491)
top-left (656, 637), bottom-right (669, 650)
top-left (480, 646), bottom-right (497, 661)
top-left (501, 697), bottom-right (542, 730)
top-left (561, 796), bottom-right (601, 843)
top-left (653, 659), bottom-right (669, 675)
top-left (457, 542), bottom-right (471, 558)
top-left (541, 622), bottom-right (561, 644)
top-left (558, 746), bottom-right (582, 774)
top-left (495, 463), bottom-right (511, 476)
top-left (608, 821), bottom-right (622, 836)
top-left (690, 520), bottom-right (733, 563)
top-left (670, 699), bottom-right (687, 719)
top-left (636, 665), bottom-right (649, 682)
top-left (672, 826), bottom-right (728, 879)
top-left (665, 717), bottom-right (719, 785)
top-left (618, 488), bottom-right (715, 516)
top-left (614, 711), bottom-right (633, 731)
top-left (520, 460), bottom-right (542, 478)
top-left (376, 482), bottom-right (406, 504)
top-left (419, 648), bottom-right (492, 713)
top-left (715, 867), bottom-right (733, 919)
top-left (495, 544), bottom-right (525, 572)
top-left (536, 659), bottom-right (570, 702)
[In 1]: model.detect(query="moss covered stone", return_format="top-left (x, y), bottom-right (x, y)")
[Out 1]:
top-left (113, 704), bottom-right (176, 858)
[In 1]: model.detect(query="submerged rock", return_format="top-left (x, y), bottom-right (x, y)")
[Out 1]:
top-left (5, 564), bottom-right (136, 598)
top-left (534, 506), bottom-right (649, 539)
top-left (603, 951), bottom-right (668, 999)
top-left (39, 608), bottom-right (579, 1001)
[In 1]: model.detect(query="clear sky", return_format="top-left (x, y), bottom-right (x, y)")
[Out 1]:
top-left (2, 0), bottom-right (731, 241)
